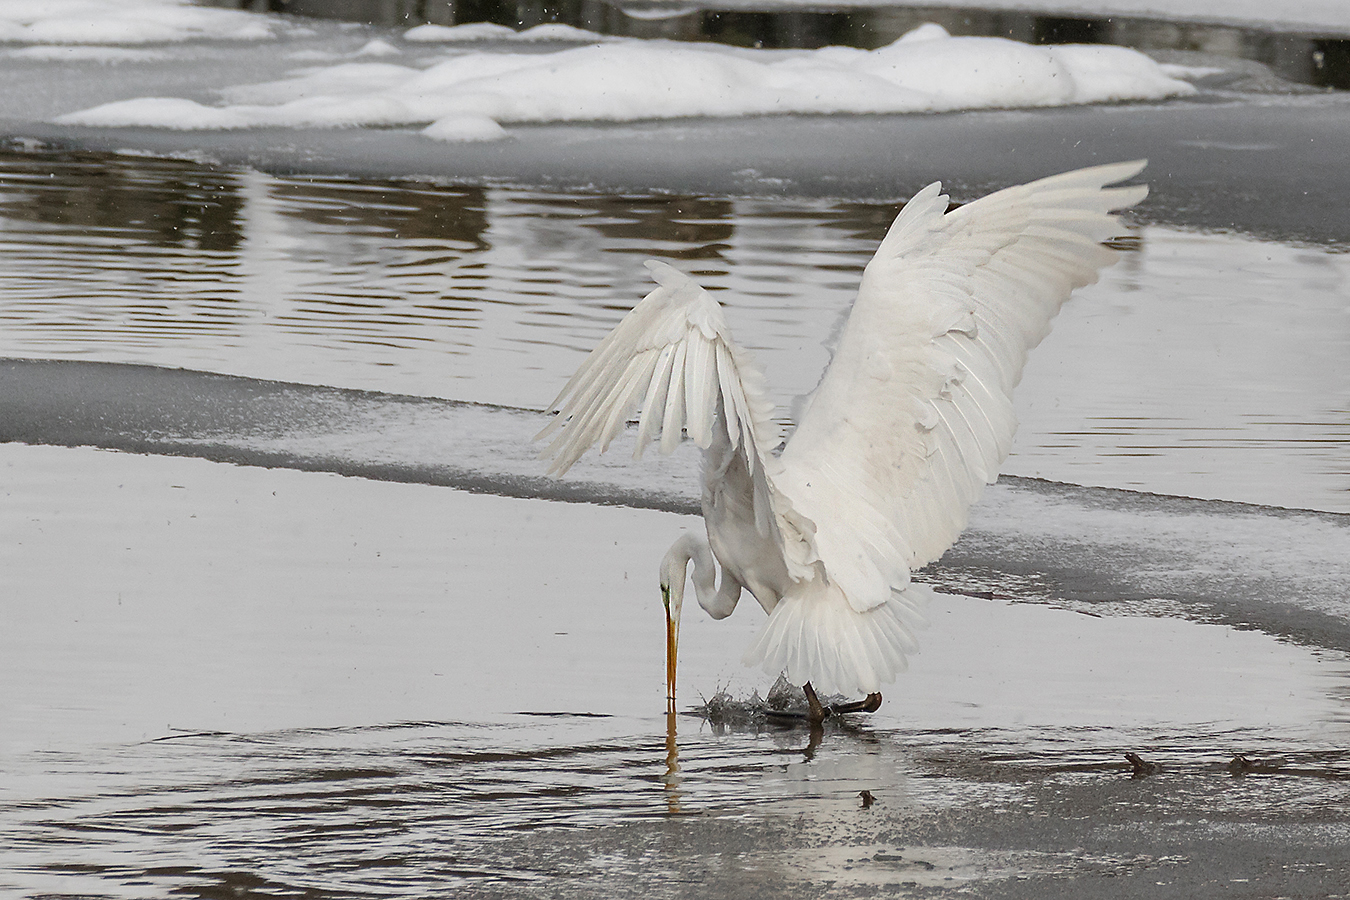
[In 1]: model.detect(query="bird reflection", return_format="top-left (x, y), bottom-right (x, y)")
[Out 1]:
top-left (802, 721), bottom-right (824, 761)
top-left (663, 709), bottom-right (682, 815)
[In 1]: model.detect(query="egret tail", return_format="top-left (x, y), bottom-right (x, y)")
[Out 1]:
top-left (743, 581), bottom-right (932, 697)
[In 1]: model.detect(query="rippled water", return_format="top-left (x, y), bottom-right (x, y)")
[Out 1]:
top-left (0, 148), bottom-right (1346, 511)
top-left (8, 717), bottom-right (1350, 898)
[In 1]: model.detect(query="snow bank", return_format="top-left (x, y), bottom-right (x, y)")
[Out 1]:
top-left (0, 0), bottom-right (278, 45)
top-left (56, 24), bottom-right (1193, 138)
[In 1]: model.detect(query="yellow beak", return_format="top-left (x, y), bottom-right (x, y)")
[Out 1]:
top-left (662, 585), bottom-right (679, 711)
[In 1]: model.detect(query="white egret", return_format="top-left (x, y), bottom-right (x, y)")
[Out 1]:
top-left (537, 161), bottom-right (1148, 723)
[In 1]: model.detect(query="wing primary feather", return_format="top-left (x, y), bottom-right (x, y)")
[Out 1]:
top-left (565, 355), bottom-right (645, 456)
top-left (659, 341), bottom-right (689, 455)
top-left (634, 342), bottom-right (678, 458)
top-left (715, 343), bottom-right (742, 451)
top-left (728, 371), bottom-right (755, 461)
top-left (684, 334), bottom-right (714, 448)
top-left (597, 351), bottom-right (660, 453)
top-left (553, 349), bottom-right (633, 445)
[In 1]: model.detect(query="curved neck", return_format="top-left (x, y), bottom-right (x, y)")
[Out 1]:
top-left (661, 533), bottom-right (717, 615)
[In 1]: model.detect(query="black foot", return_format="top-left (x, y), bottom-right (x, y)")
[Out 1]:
top-left (832, 692), bottom-right (883, 715)
top-left (765, 687), bottom-right (882, 723)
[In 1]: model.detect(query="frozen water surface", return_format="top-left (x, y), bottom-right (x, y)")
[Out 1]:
top-left (2, 1), bottom-right (1350, 897)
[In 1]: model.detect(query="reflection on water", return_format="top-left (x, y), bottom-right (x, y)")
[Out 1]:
top-left (214, 0), bottom-right (1350, 89)
top-left (0, 151), bottom-right (246, 253)
top-left (1, 147), bottom-right (1346, 511)
top-left (664, 710), bottom-right (681, 814)
top-left (0, 145), bottom-right (880, 409)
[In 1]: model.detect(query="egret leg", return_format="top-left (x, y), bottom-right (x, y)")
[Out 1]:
top-left (803, 682), bottom-right (828, 725)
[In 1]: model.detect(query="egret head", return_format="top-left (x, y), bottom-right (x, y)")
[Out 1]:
top-left (660, 534), bottom-right (715, 711)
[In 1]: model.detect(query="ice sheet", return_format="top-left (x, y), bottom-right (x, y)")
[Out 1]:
top-left (1, 360), bottom-right (1346, 656)
top-left (3, 441), bottom-right (1346, 755)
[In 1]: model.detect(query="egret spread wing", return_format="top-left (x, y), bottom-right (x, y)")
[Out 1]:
top-left (537, 261), bottom-right (807, 544)
top-left (538, 260), bottom-right (773, 469)
top-left (780, 160), bottom-right (1148, 613)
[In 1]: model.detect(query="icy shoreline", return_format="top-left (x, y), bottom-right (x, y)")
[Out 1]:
top-left (4, 358), bottom-right (1347, 658)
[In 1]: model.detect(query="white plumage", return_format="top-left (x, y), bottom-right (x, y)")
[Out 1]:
top-left (537, 161), bottom-right (1148, 705)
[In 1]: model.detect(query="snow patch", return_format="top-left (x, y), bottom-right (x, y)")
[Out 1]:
top-left (403, 21), bottom-right (614, 43)
top-left (56, 25), bottom-right (1194, 132)
top-left (422, 114), bottom-right (510, 142)
top-left (403, 22), bottom-right (517, 42)
top-left (60, 96), bottom-right (253, 129)
top-left (354, 38), bottom-right (401, 57)
top-left (896, 22), bottom-right (950, 43)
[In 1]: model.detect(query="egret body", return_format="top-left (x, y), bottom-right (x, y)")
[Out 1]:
top-left (538, 161), bottom-right (1148, 722)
